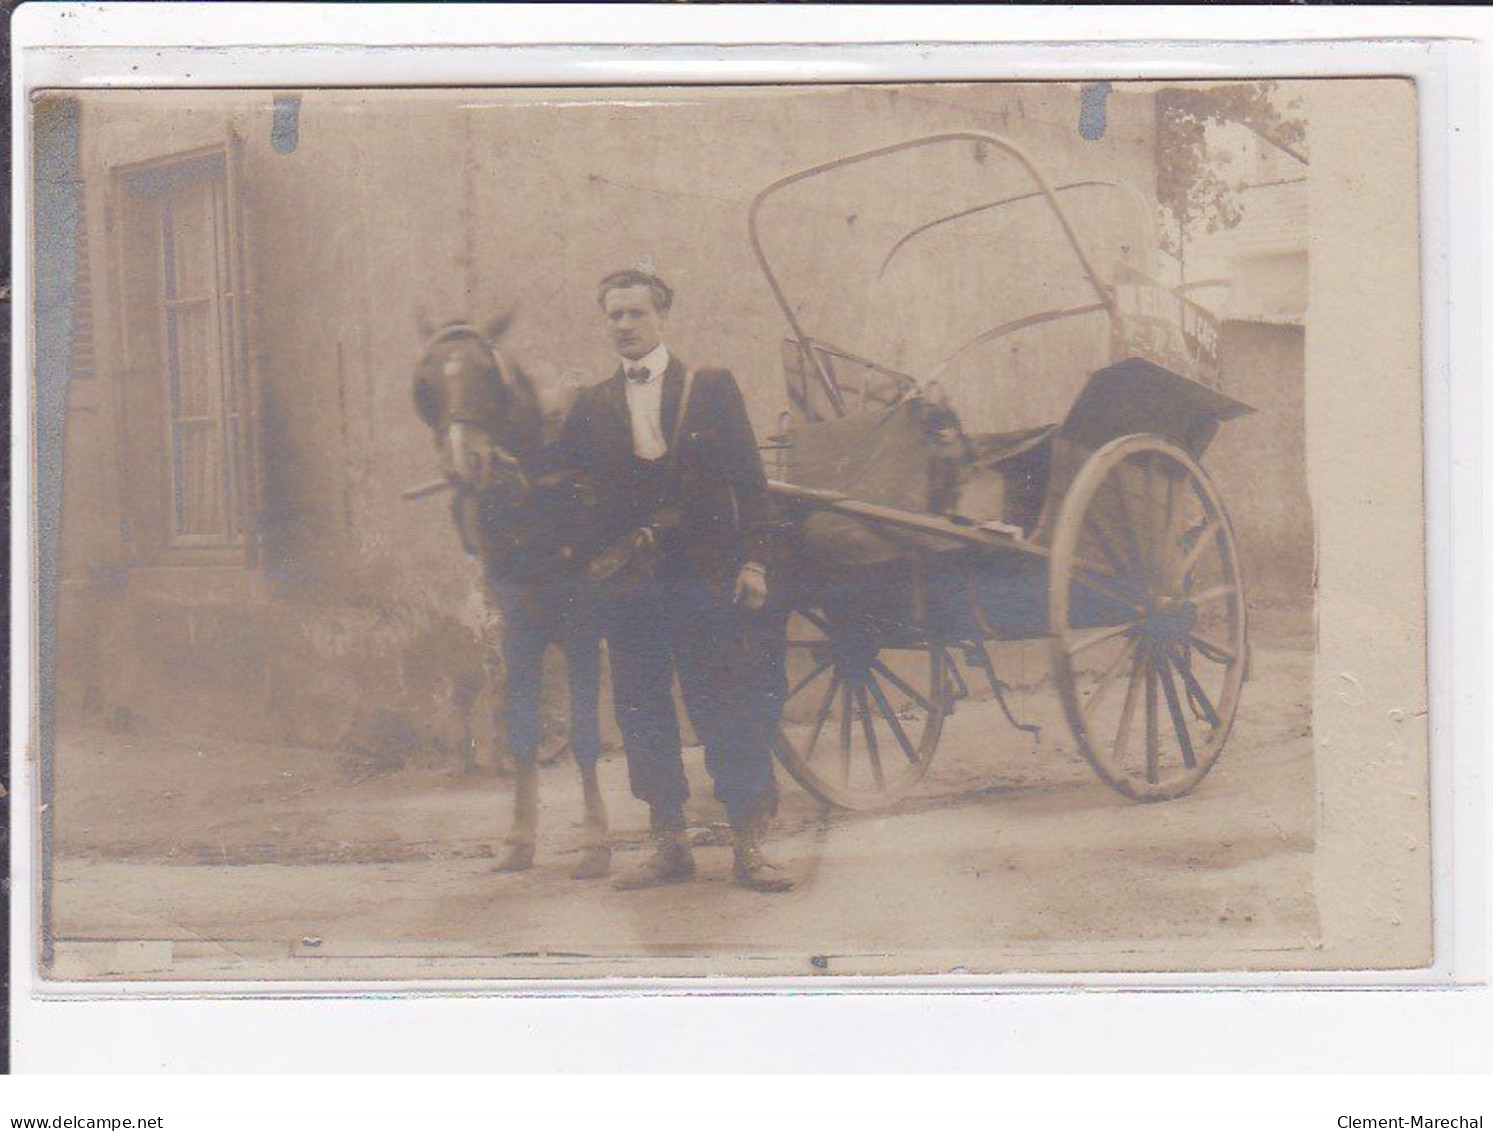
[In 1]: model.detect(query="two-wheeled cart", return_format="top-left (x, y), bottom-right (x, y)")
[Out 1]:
top-left (753, 132), bottom-right (1253, 810)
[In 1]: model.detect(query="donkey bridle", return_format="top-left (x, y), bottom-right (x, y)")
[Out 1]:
top-left (424, 323), bottom-right (526, 471)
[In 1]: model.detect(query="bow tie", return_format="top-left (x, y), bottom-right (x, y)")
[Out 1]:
top-left (625, 366), bottom-right (651, 384)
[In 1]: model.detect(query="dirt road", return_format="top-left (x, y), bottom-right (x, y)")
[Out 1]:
top-left (45, 634), bottom-right (1317, 980)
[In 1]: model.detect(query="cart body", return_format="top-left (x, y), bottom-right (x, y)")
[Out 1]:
top-left (751, 132), bottom-right (1254, 809)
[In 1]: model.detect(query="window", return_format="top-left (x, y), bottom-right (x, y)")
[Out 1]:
top-left (113, 145), bottom-right (259, 560)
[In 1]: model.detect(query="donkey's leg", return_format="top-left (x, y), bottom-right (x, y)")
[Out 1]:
top-left (495, 757), bottom-right (539, 873)
top-left (494, 617), bottom-right (546, 873)
top-left (565, 630), bottom-right (611, 880)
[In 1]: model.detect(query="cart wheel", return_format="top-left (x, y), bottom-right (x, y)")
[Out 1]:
top-left (1049, 434), bottom-right (1247, 801)
top-left (773, 606), bottom-right (950, 810)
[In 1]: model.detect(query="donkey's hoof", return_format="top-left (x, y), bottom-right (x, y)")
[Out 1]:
top-left (570, 845), bottom-right (612, 881)
top-left (494, 843), bottom-right (536, 873)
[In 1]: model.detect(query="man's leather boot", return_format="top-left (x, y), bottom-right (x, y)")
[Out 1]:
top-left (729, 811), bottom-right (793, 893)
top-left (614, 809), bottom-right (695, 890)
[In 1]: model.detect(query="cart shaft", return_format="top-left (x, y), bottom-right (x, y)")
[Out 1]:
top-left (767, 479), bottom-right (1028, 551)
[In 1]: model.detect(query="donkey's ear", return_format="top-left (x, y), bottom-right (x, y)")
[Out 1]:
top-left (415, 306), bottom-right (435, 341)
top-left (482, 305), bottom-right (518, 343)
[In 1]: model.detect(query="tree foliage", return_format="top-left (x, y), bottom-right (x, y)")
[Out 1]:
top-left (1156, 82), bottom-right (1307, 258)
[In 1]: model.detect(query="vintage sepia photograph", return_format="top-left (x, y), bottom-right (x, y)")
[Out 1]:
top-left (27, 77), bottom-right (1431, 982)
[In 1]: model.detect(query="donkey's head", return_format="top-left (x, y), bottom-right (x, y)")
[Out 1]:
top-left (412, 311), bottom-right (542, 491)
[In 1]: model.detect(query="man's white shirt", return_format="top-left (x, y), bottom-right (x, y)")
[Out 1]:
top-left (622, 342), bottom-right (671, 461)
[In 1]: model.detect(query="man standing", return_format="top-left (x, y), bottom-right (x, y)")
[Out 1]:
top-left (555, 269), bottom-right (792, 893)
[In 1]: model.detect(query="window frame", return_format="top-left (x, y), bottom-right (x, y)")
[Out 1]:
top-left (106, 136), bottom-right (262, 568)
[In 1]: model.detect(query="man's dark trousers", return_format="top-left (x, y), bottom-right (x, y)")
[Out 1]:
top-left (551, 360), bottom-right (786, 828)
top-left (607, 572), bottom-right (785, 828)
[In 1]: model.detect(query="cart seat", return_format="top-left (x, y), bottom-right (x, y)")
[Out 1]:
top-left (966, 423), bottom-right (1057, 468)
top-left (953, 423), bottom-right (1056, 536)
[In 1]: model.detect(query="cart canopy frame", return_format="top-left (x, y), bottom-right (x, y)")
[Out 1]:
top-left (749, 130), bottom-right (1234, 417)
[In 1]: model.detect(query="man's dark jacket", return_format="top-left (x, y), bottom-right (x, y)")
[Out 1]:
top-left (551, 356), bottom-right (774, 586)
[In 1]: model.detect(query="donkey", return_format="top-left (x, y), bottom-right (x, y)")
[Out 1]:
top-left (412, 314), bottom-right (612, 880)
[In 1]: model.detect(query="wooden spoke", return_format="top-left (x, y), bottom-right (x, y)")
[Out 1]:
top-left (1069, 567), bottom-right (1146, 615)
top-left (1090, 502), bottom-right (1142, 576)
top-left (1156, 652), bottom-right (1198, 770)
top-left (1145, 652), bottom-right (1160, 785)
top-left (871, 658), bottom-right (934, 714)
top-left (1108, 472), bottom-right (1147, 583)
top-left (1110, 643), bottom-right (1148, 769)
top-left (1160, 459), bottom-right (1180, 561)
top-left (1173, 517), bottom-right (1221, 585)
top-left (1081, 519), bottom-right (1131, 582)
top-left (1157, 457), bottom-right (1182, 575)
top-left (1186, 634), bottom-right (1237, 665)
top-left (786, 656), bottom-right (834, 702)
top-left (1081, 637), bottom-right (1139, 727)
top-left (786, 639), bottom-right (830, 649)
top-left (803, 672), bottom-right (842, 763)
top-left (1142, 453), bottom-right (1160, 578)
top-left (1169, 645), bottom-right (1222, 727)
top-left (838, 681), bottom-right (854, 789)
top-left (1186, 582), bottom-right (1237, 607)
top-left (855, 684), bottom-right (886, 791)
top-left (1068, 621), bottom-right (1138, 656)
top-left (865, 670), bottom-right (918, 763)
top-left (1071, 551), bottom-right (1126, 586)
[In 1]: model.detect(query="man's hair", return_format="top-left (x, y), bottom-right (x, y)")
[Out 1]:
top-left (597, 269), bottom-right (674, 314)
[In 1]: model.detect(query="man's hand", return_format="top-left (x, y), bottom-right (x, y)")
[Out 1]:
top-left (732, 561), bottom-right (769, 612)
top-left (587, 527), bottom-right (656, 584)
